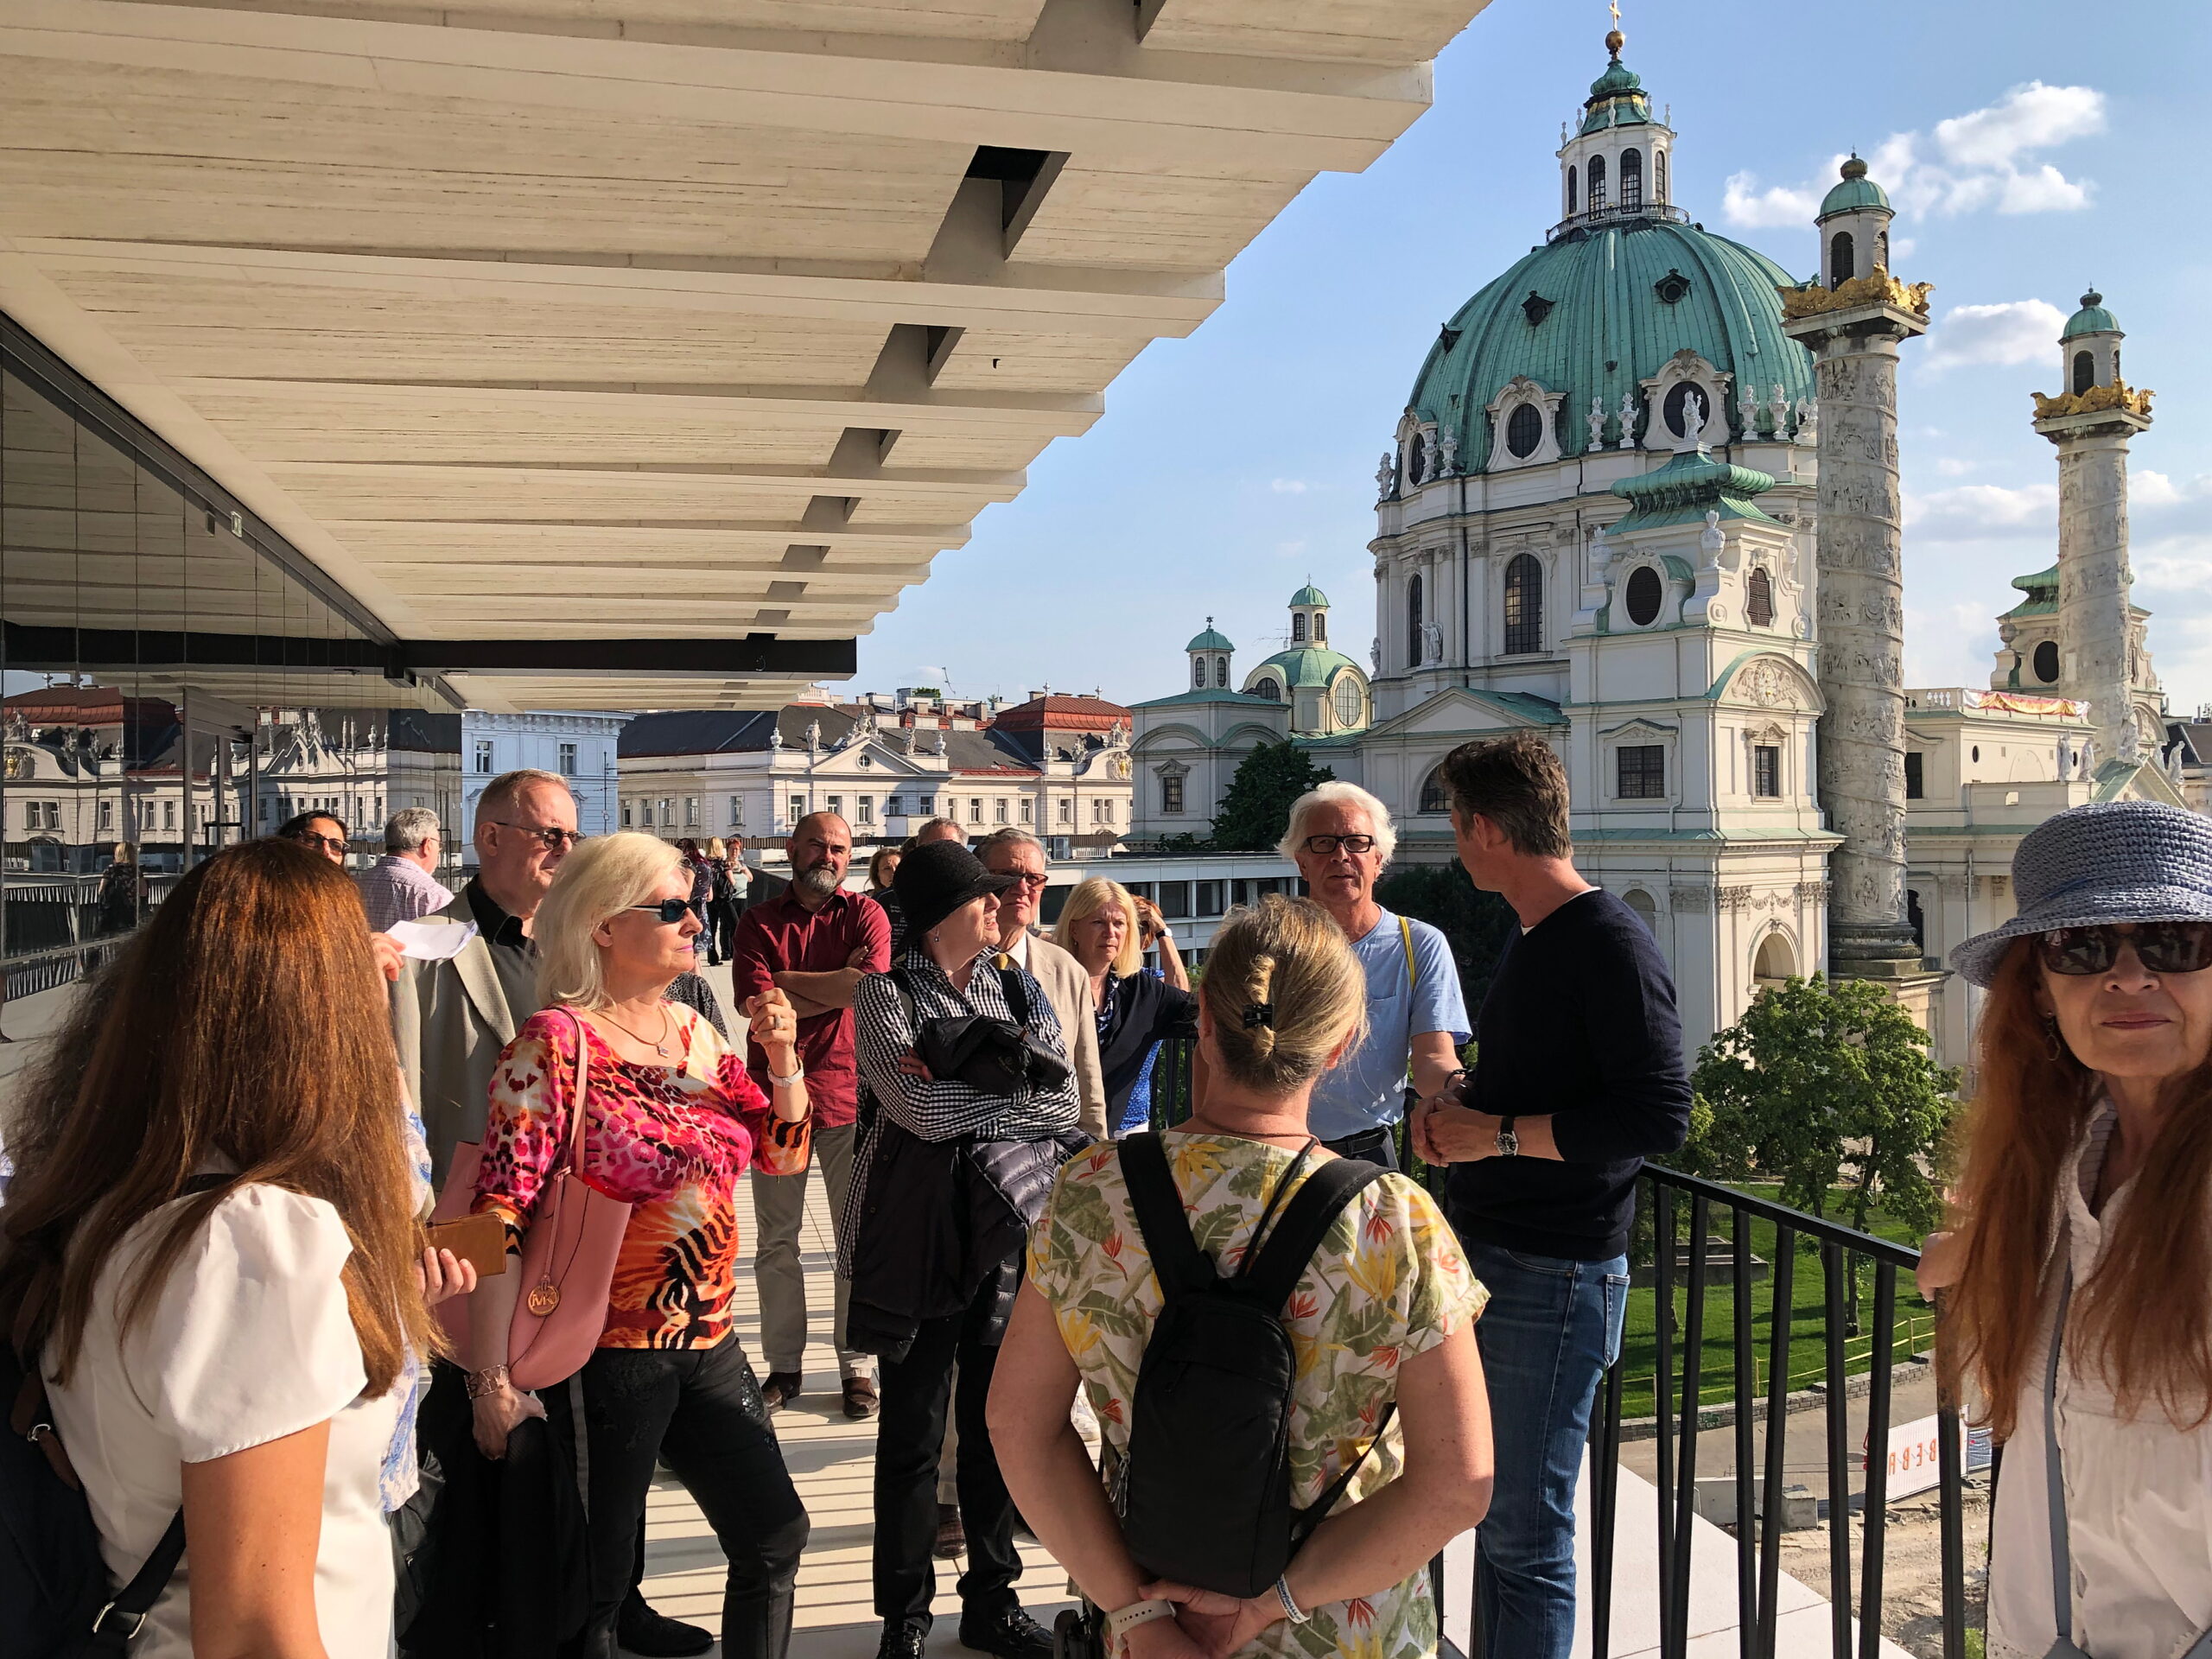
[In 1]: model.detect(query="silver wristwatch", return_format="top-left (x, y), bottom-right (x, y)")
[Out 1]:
top-left (1495, 1116), bottom-right (1520, 1158)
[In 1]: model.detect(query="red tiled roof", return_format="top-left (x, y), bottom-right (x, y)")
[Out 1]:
top-left (992, 694), bottom-right (1130, 731)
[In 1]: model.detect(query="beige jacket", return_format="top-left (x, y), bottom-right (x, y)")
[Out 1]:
top-left (1018, 933), bottom-right (1109, 1141)
top-left (391, 887), bottom-right (538, 1188)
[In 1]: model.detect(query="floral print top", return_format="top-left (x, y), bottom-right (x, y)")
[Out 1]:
top-left (473, 1007), bottom-right (810, 1350)
top-left (1027, 1129), bottom-right (1484, 1659)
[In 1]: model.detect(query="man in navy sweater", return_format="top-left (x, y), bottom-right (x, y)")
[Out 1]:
top-left (1412, 732), bottom-right (1691, 1659)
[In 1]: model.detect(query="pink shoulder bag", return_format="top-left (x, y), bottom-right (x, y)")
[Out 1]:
top-left (431, 1007), bottom-right (632, 1390)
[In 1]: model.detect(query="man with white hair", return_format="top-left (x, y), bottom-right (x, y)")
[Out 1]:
top-left (1281, 780), bottom-right (1469, 1167)
top-left (359, 805), bottom-right (454, 931)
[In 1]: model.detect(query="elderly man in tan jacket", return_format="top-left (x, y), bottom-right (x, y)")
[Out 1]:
top-left (975, 828), bottom-right (1108, 1141)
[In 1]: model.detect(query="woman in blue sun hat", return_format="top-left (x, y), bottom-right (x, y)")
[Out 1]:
top-left (1923, 800), bottom-right (2212, 1658)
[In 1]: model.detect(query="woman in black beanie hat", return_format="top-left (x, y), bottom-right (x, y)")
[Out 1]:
top-left (844, 840), bottom-right (1087, 1659)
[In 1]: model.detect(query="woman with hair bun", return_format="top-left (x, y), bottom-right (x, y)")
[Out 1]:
top-left (990, 894), bottom-right (1493, 1659)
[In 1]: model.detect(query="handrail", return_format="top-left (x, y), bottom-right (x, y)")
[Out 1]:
top-left (1639, 1165), bottom-right (1923, 1269)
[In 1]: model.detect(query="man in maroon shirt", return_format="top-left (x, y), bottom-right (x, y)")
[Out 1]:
top-left (732, 810), bottom-right (891, 1418)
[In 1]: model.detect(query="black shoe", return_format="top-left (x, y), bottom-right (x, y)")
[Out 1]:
top-left (877, 1622), bottom-right (929, 1659)
top-left (760, 1370), bottom-right (804, 1410)
top-left (933, 1501), bottom-right (965, 1560)
top-left (615, 1595), bottom-right (713, 1658)
top-left (959, 1606), bottom-right (1053, 1659)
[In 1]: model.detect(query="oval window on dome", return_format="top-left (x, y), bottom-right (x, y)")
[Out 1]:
top-left (1505, 403), bottom-right (1545, 459)
top-left (2034, 639), bottom-right (2061, 683)
top-left (1332, 677), bottom-right (1363, 728)
top-left (1406, 434), bottom-right (1426, 484)
top-left (1624, 564), bottom-right (1663, 626)
top-left (1662, 381), bottom-right (1709, 440)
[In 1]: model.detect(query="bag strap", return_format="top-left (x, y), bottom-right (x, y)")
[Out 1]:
top-left (995, 957), bottom-right (1033, 1029)
top-left (1117, 1132), bottom-right (1215, 1302)
top-left (1240, 1155), bottom-right (1391, 1314)
top-left (2044, 1262), bottom-right (2076, 1649)
top-left (1291, 1402), bottom-right (1399, 1548)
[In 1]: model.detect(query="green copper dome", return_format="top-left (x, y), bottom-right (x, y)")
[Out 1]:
top-left (1289, 583), bottom-right (1329, 607)
top-left (1407, 219), bottom-right (1815, 474)
top-left (1818, 156), bottom-right (1891, 219)
top-left (1252, 645), bottom-right (1359, 691)
top-left (1580, 41), bottom-right (1652, 134)
top-left (1185, 620), bottom-right (1234, 652)
top-left (2062, 289), bottom-right (2120, 340)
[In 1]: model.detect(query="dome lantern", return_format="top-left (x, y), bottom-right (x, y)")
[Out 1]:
top-left (1287, 583), bottom-right (1331, 647)
top-left (1554, 27), bottom-right (1675, 232)
top-left (1184, 617), bottom-right (1234, 692)
top-left (2057, 288), bottom-right (2125, 396)
top-left (1814, 155), bottom-right (1896, 289)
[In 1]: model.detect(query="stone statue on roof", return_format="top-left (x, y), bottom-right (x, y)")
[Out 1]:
top-left (1770, 384), bottom-right (1791, 440)
top-left (804, 719), bottom-right (820, 754)
top-left (1794, 397), bottom-right (1819, 446)
top-left (1587, 397), bottom-right (1607, 450)
top-left (1616, 391), bottom-right (1637, 449)
top-left (1436, 427), bottom-right (1459, 477)
top-left (1376, 453), bottom-right (1395, 497)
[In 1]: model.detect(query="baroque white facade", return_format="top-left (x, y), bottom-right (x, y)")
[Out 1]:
top-left (460, 710), bottom-right (627, 853)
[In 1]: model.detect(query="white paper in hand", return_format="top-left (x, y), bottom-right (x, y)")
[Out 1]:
top-left (386, 918), bottom-right (480, 962)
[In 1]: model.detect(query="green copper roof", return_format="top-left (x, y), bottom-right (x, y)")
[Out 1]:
top-left (1819, 156), bottom-right (1891, 219)
top-left (1185, 620), bottom-right (1234, 652)
top-left (1250, 645), bottom-right (1361, 690)
top-left (2001, 564), bottom-right (2059, 621)
top-left (1578, 39), bottom-right (1653, 134)
top-left (1131, 687), bottom-right (1277, 710)
top-left (1407, 219), bottom-right (1814, 474)
top-left (1289, 583), bottom-right (1329, 608)
top-left (1607, 448), bottom-right (1780, 531)
top-left (2062, 289), bottom-right (2120, 340)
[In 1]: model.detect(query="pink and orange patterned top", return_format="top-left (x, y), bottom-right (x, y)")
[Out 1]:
top-left (473, 1007), bottom-right (810, 1351)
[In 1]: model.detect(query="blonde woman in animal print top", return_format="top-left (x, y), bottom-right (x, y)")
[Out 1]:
top-left (466, 833), bottom-right (813, 1659)
top-left (990, 895), bottom-right (1494, 1659)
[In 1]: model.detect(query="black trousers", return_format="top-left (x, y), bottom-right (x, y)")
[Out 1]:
top-left (543, 1341), bottom-right (809, 1659)
top-left (872, 1281), bottom-right (1024, 1630)
top-left (1323, 1123), bottom-right (1401, 1171)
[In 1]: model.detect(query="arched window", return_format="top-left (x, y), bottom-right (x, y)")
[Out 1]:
top-left (1624, 564), bottom-right (1663, 626)
top-left (1829, 231), bottom-right (1855, 288)
top-left (1620, 147), bottom-right (1643, 208)
top-left (1874, 229), bottom-right (1888, 270)
top-left (1406, 434), bottom-right (1426, 485)
top-left (1623, 887), bottom-right (1658, 936)
top-left (2034, 639), bottom-right (2061, 683)
top-left (1192, 657), bottom-right (1205, 689)
top-left (1654, 148), bottom-right (1668, 203)
top-left (1314, 613), bottom-right (1327, 643)
top-left (1292, 613), bottom-right (1307, 643)
top-left (1746, 566), bottom-right (1774, 627)
top-left (1253, 677), bottom-right (1281, 702)
top-left (1567, 165), bottom-right (1578, 215)
top-left (1408, 573), bottom-right (1425, 664)
top-left (1505, 403), bottom-right (1544, 459)
top-left (1503, 553), bottom-right (1542, 655)
top-left (1418, 765), bottom-right (1449, 814)
top-left (2073, 351), bottom-right (2095, 395)
top-left (1215, 655), bottom-right (1230, 688)
top-left (1587, 154), bottom-right (1607, 211)
top-left (1331, 677), bottom-right (1363, 728)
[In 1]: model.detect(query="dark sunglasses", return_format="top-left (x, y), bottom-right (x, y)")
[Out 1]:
top-left (630, 899), bottom-right (695, 925)
top-left (2035, 921), bottom-right (2212, 976)
top-left (1301, 834), bottom-right (1376, 856)
top-left (488, 820), bottom-right (585, 850)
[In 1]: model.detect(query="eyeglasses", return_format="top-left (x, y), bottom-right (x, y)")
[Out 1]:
top-left (489, 821), bottom-right (585, 850)
top-left (630, 899), bottom-right (695, 925)
top-left (1301, 834), bottom-right (1376, 857)
top-left (289, 831), bottom-right (347, 855)
top-left (2035, 921), bottom-right (2212, 976)
top-left (1000, 871), bottom-right (1051, 889)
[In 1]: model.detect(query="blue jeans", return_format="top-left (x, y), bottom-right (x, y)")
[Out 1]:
top-left (1460, 1236), bottom-right (1630, 1659)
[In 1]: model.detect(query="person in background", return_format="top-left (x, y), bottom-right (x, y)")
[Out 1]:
top-left (95, 839), bottom-right (148, 936)
top-left (0, 839), bottom-right (466, 1658)
top-left (992, 893), bottom-right (1493, 1659)
top-left (276, 808), bottom-right (351, 867)
top-left (467, 833), bottom-right (814, 1659)
top-left (848, 840), bottom-right (1087, 1659)
top-left (730, 811), bottom-right (890, 1417)
top-left (360, 807), bottom-right (455, 932)
top-left (1922, 801), bottom-right (2212, 1658)
top-left (392, 771), bottom-right (715, 1659)
top-left (1282, 783), bottom-right (1467, 1169)
top-left (888, 819), bottom-right (964, 957)
top-left (868, 843), bottom-right (904, 953)
top-left (1050, 878), bottom-right (1193, 1136)
top-left (1411, 734), bottom-right (1690, 1659)
top-left (976, 828), bottom-right (1109, 1141)
top-left (709, 837), bottom-right (746, 964)
top-left (677, 837), bottom-right (718, 964)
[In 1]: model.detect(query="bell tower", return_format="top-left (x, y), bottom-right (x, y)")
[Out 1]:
top-left (1288, 583), bottom-right (1330, 647)
top-left (1185, 620), bottom-right (1234, 692)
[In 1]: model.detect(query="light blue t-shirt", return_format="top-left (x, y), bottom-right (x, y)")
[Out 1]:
top-left (1306, 906), bottom-right (1471, 1141)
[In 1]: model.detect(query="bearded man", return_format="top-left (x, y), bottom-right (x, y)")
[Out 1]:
top-left (731, 810), bottom-right (891, 1416)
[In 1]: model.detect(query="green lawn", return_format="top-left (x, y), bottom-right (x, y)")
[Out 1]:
top-left (1609, 1185), bottom-right (1936, 1423)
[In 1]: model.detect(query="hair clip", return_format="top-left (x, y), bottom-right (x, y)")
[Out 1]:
top-left (1242, 1002), bottom-right (1274, 1029)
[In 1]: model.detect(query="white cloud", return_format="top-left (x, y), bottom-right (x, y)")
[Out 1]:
top-left (1934, 457), bottom-right (1974, 477)
top-left (1269, 478), bottom-right (1310, 494)
top-left (1889, 235), bottom-right (1917, 262)
top-left (1923, 298), bottom-right (2067, 371)
top-left (1904, 481), bottom-right (2057, 540)
top-left (1723, 83), bottom-right (2103, 232)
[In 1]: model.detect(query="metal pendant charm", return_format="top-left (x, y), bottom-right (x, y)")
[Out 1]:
top-left (525, 1280), bottom-right (562, 1317)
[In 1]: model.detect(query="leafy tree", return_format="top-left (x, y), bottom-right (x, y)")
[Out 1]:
top-left (1209, 741), bottom-right (1333, 852)
top-left (1374, 860), bottom-right (1517, 1020)
top-left (1690, 975), bottom-right (1957, 1237)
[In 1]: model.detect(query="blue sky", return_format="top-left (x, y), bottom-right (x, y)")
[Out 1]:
top-left (854, 0), bottom-right (2212, 717)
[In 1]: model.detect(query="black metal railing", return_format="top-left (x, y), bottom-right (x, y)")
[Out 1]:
top-left (1548, 201), bottom-right (1693, 241)
top-left (1139, 1040), bottom-right (1977, 1658)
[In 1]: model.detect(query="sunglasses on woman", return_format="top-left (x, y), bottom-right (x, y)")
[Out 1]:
top-left (630, 899), bottom-right (695, 925)
top-left (2035, 920), bottom-right (2212, 976)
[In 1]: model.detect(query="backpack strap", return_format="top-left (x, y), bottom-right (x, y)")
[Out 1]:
top-left (1117, 1132), bottom-right (1216, 1302)
top-left (1239, 1156), bottom-right (1391, 1314)
top-left (995, 957), bottom-right (1033, 1030)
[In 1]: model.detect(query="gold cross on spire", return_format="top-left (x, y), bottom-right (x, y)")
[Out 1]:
top-left (1605, 1), bottom-right (1624, 55)
top-left (1609, 0), bottom-right (1621, 24)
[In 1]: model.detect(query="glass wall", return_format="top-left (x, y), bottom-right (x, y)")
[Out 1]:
top-left (0, 317), bottom-right (461, 1010)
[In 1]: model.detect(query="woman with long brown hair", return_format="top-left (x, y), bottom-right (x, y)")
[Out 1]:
top-left (0, 838), bottom-right (457, 1658)
top-left (1929, 801), bottom-right (2212, 1658)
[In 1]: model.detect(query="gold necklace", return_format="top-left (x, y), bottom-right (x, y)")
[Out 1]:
top-left (597, 1002), bottom-right (673, 1058)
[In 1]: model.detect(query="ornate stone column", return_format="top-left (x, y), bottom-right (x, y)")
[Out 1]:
top-left (1783, 265), bottom-right (1930, 977)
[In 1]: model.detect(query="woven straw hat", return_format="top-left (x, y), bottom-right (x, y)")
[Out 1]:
top-left (1949, 800), bottom-right (2212, 987)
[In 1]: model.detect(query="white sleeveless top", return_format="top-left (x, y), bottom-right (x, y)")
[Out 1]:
top-left (42, 1184), bottom-right (399, 1659)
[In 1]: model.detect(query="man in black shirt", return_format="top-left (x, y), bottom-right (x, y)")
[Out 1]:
top-left (1412, 733), bottom-right (1690, 1659)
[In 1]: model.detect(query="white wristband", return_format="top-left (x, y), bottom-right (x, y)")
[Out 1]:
top-left (1104, 1599), bottom-right (1177, 1640)
top-left (768, 1065), bottom-right (804, 1087)
top-left (1274, 1575), bottom-right (1309, 1624)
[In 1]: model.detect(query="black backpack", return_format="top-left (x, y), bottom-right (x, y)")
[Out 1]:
top-left (1115, 1132), bottom-right (1396, 1599)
